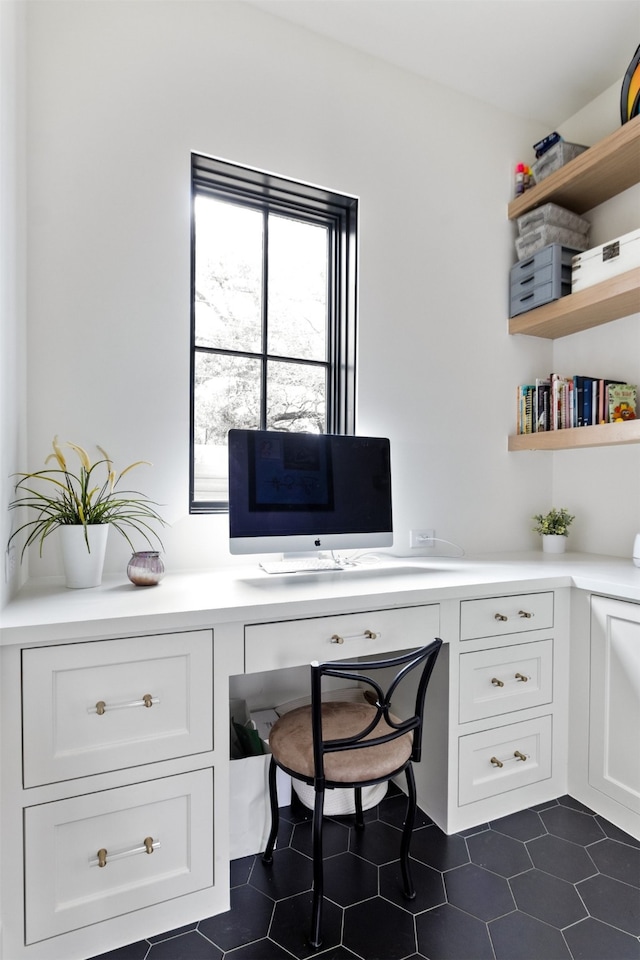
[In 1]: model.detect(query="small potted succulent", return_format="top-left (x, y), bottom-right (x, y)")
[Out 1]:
top-left (532, 507), bottom-right (574, 553)
top-left (7, 436), bottom-right (165, 587)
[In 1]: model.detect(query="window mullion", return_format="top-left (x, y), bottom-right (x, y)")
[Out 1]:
top-left (260, 209), bottom-right (269, 430)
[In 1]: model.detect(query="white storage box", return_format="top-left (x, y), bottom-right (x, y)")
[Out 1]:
top-left (571, 228), bottom-right (640, 293)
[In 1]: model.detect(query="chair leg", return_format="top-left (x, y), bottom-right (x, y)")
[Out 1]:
top-left (261, 757), bottom-right (280, 865)
top-left (354, 785), bottom-right (365, 829)
top-left (308, 784), bottom-right (325, 949)
top-left (400, 765), bottom-right (417, 900)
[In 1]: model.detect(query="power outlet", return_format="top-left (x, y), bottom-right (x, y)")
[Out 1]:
top-left (4, 545), bottom-right (17, 583)
top-left (409, 529), bottom-right (435, 549)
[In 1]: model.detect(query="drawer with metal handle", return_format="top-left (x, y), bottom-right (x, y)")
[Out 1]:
top-left (22, 630), bottom-right (213, 786)
top-left (244, 604), bottom-right (439, 673)
top-left (459, 638), bottom-right (553, 723)
top-left (24, 769), bottom-right (213, 943)
top-left (460, 593), bottom-right (553, 641)
top-left (458, 715), bottom-right (552, 805)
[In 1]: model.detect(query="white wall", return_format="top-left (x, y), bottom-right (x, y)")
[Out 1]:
top-left (12, 0), bottom-right (640, 579)
top-left (1, 0), bottom-right (27, 605)
top-left (541, 83), bottom-right (640, 559)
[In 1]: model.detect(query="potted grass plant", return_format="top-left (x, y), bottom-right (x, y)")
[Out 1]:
top-left (8, 437), bottom-right (165, 588)
top-left (532, 507), bottom-right (574, 554)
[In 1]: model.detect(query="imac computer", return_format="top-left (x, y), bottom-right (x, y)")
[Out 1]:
top-left (228, 429), bottom-right (393, 573)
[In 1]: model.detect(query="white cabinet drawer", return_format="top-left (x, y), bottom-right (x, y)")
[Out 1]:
top-left (24, 769), bottom-right (213, 944)
top-left (245, 604), bottom-right (440, 673)
top-left (459, 639), bottom-right (553, 723)
top-left (460, 592), bottom-right (553, 641)
top-left (22, 631), bottom-right (213, 787)
top-left (458, 715), bottom-right (552, 805)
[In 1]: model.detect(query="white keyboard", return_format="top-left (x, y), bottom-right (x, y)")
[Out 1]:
top-left (259, 558), bottom-right (344, 575)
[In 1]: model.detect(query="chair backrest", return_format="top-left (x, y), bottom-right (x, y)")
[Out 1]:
top-left (310, 638), bottom-right (442, 780)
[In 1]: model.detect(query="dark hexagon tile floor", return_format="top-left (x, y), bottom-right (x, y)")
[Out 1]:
top-left (91, 791), bottom-right (640, 960)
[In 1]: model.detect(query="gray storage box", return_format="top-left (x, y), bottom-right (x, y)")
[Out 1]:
top-left (532, 141), bottom-right (589, 183)
top-left (510, 244), bottom-right (577, 317)
top-left (515, 224), bottom-right (590, 261)
top-left (517, 202), bottom-right (590, 238)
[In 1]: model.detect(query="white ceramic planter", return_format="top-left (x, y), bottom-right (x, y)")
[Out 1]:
top-left (60, 524), bottom-right (109, 588)
top-left (542, 534), bottom-right (567, 554)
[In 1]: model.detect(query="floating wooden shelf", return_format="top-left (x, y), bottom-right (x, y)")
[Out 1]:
top-left (509, 268), bottom-right (640, 339)
top-left (508, 116), bottom-right (640, 219)
top-left (509, 420), bottom-right (640, 452)
top-left (508, 117), bottom-right (640, 451)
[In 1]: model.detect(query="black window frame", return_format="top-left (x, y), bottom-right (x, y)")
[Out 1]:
top-left (189, 153), bottom-right (358, 514)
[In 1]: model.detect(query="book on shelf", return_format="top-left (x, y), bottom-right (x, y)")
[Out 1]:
top-left (535, 378), bottom-right (550, 433)
top-left (516, 376), bottom-right (637, 434)
top-left (599, 380), bottom-right (624, 424)
top-left (608, 383), bottom-right (638, 422)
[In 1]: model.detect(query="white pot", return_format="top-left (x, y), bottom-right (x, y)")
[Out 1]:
top-left (542, 534), bottom-right (567, 554)
top-left (59, 524), bottom-right (109, 588)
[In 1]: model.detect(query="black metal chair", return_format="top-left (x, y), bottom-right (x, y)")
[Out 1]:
top-left (261, 638), bottom-right (443, 949)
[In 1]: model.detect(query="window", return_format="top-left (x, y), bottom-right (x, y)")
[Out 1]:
top-left (190, 154), bottom-right (358, 512)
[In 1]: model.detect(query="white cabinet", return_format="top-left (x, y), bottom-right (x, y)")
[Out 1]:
top-left (589, 596), bottom-right (640, 818)
top-left (1, 628), bottom-right (221, 960)
top-left (414, 590), bottom-right (569, 834)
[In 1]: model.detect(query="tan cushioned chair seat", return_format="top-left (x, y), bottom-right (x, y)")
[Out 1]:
top-left (269, 701), bottom-right (413, 784)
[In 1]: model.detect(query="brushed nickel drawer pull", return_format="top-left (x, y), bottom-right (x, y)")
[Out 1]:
top-left (331, 630), bottom-right (380, 645)
top-left (494, 611), bottom-right (535, 623)
top-left (90, 694), bottom-right (160, 715)
top-left (491, 677), bottom-right (505, 687)
top-left (490, 750), bottom-right (529, 769)
top-left (515, 672), bottom-right (529, 682)
top-left (91, 836), bottom-right (160, 868)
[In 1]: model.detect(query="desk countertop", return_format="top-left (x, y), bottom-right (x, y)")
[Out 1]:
top-left (2, 551), bottom-right (639, 646)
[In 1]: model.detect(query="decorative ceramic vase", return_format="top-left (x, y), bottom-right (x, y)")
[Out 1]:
top-left (127, 550), bottom-right (165, 586)
top-left (542, 534), bottom-right (567, 554)
top-left (60, 524), bottom-right (109, 588)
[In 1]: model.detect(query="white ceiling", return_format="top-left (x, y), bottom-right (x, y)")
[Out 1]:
top-left (245, 0), bottom-right (640, 127)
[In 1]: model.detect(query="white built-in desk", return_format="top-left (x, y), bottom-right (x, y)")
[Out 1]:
top-left (1, 552), bottom-right (639, 960)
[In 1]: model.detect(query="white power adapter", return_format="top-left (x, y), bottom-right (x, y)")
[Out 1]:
top-left (634, 533), bottom-right (640, 568)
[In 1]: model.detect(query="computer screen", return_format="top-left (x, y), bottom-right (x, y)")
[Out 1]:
top-left (228, 430), bottom-right (393, 556)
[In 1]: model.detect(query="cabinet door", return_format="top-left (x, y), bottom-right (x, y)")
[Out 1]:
top-left (589, 596), bottom-right (640, 813)
top-left (22, 630), bottom-right (213, 786)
